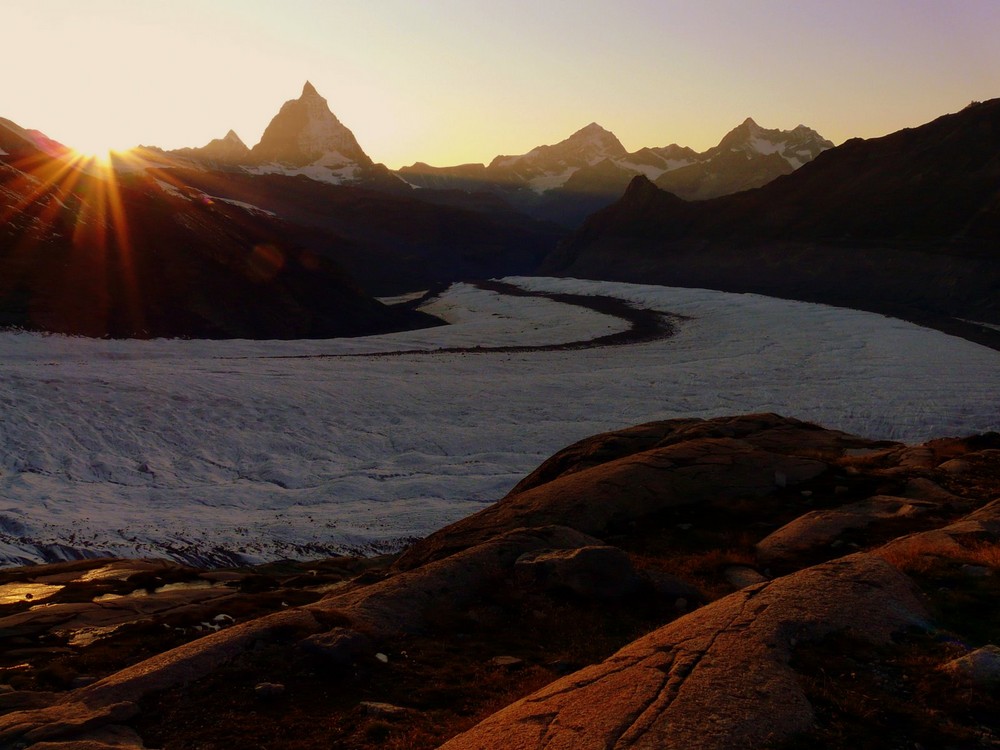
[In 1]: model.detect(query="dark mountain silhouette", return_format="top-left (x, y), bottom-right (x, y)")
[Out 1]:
top-left (0, 128), bottom-right (439, 339)
top-left (0, 117), bottom-right (70, 162)
top-left (545, 99), bottom-right (1000, 340)
top-left (155, 167), bottom-right (563, 295)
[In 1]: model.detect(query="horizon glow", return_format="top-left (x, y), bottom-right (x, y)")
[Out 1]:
top-left (6, 0), bottom-right (1000, 169)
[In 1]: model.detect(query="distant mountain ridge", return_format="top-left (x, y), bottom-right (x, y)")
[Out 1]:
top-left (398, 118), bottom-right (833, 226)
top-left (0, 117), bottom-right (71, 161)
top-left (171, 129), bottom-right (250, 165)
top-left (12, 81), bottom-right (832, 226)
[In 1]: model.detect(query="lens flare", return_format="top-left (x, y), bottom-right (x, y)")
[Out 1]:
top-left (68, 136), bottom-right (124, 167)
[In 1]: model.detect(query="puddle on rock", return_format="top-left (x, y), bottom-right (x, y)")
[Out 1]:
top-left (0, 583), bottom-right (64, 605)
top-left (79, 564), bottom-right (151, 582)
top-left (67, 624), bottom-right (132, 647)
top-left (93, 580), bottom-right (218, 602)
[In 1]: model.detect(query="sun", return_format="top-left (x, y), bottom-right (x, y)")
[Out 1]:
top-left (68, 135), bottom-right (130, 167)
top-left (70, 146), bottom-right (115, 167)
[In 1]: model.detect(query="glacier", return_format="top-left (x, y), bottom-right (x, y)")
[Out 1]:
top-left (1, 278), bottom-right (997, 566)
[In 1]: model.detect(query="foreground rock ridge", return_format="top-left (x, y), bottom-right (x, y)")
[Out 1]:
top-left (1, 414), bottom-right (998, 748)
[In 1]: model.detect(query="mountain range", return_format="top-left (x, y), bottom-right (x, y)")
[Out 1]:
top-left (149, 82), bottom-right (833, 227)
top-left (3, 83), bottom-right (999, 341)
top-left (398, 117), bottom-right (832, 226)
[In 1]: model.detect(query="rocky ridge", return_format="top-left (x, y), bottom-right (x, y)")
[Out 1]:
top-left (169, 130), bottom-right (250, 165)
top-left (1, 414), bottom-right (998, 748)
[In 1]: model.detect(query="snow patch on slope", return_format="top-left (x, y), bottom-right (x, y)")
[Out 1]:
top-left (529, 168), bottom-right (579, 193)
top-left (246, 161), bottom-right (361, 185)
top-left (617, 158), bottom-right (695, 180)
top-left (211, 196), bottom-right (276, 216)
top-left (154, 179), bottom-right (188, 200)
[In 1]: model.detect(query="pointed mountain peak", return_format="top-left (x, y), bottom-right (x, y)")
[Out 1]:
top-left (249, 82), bottom-right (372, 170)
top-left (624, 173), bottom-right (657, 194)
top-left (168, 128), bottom-right (250, 164)
top-left (710, 117), bottom-right (834, 168)
top-left (567, 122), bottom-right (618, 141)
top-left (560, 123), bottom-right (627, 156)
top-left (577, 122), bottom-right (611, 134)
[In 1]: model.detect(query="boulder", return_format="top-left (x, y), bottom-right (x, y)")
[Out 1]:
top-left (298, 627), bottom-right (373, 666)
top-left (879, 497), bottom-right (1000, 565)
top-left (396, 416), bottom-right (834, 571)
top-left (507, 414), bottom-right (888, 497)
top-left (24, 723), bottom-right (147, 748)
top-left (360, 701), bottom-right (412, 717)
top-left (940, 645), bottom-right (1000, 685)
top-left (723, 566), bottom-right (769, 589)
top-left (757, 495), bottom-right (936, 563)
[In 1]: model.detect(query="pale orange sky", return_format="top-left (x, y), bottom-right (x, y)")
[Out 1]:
top-left (6, 1), bottom-right (1000, 168)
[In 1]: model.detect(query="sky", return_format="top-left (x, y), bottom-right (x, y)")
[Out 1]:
top-left (5, 1), bottom-right (1000, 168)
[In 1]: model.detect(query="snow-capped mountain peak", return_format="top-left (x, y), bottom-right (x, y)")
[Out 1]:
top-left (487, 122), bottom-right (628, 191)
top-left (715, 117), bottom-right (833, 166)
top-left (249, 81), bottom-right (373, 171)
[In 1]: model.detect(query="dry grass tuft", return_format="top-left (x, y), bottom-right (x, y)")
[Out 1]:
top-left (632, 546), bottom-right (757, 600)
top-left (877, 535), bottom-right (1000, 574)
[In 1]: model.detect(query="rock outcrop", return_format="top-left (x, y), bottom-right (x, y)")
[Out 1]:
top-left (394, 414), bottom-right (882, 570)
top-left (440, 555), bottom-right (927, 750)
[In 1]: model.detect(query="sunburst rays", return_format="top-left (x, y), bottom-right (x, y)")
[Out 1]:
top-left (0, 146), bottom-right (151, 335)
